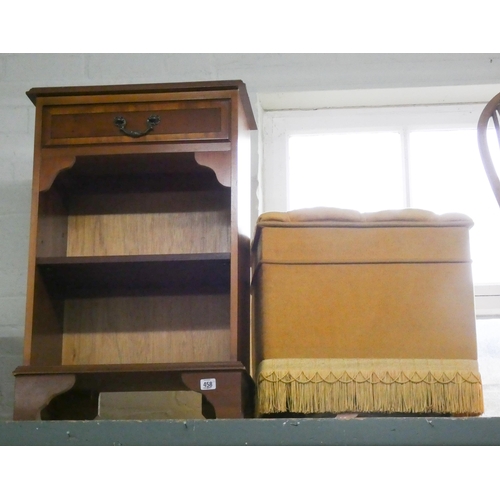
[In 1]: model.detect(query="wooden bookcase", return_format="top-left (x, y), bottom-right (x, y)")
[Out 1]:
top-left (13, 81), bottom-right (257, 420)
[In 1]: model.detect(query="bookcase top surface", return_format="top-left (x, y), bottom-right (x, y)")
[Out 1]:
top-left (26, 79), bottom-right (257, 129)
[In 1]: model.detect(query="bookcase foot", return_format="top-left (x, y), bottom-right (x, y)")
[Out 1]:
top-left (181, 370), bottom-right (254, 419)
top-left (13, 374), bottom-right (76, 421)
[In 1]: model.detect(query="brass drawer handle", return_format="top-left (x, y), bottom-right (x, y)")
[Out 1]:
top-left (113, 115), bottom-right (161, 138)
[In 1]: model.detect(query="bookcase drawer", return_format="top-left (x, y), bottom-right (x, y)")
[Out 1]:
top-left (41, 98), bottom-right (230, 147)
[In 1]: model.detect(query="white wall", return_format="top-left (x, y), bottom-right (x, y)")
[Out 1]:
top-left (1, 53), bottom-right (500, 419)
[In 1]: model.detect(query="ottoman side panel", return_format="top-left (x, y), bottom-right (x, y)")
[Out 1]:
top-left (254, 262), bottom-right (477, 361)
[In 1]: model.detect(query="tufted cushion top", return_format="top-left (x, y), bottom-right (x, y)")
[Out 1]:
top-left (257, 207), bottom-right (473, 228)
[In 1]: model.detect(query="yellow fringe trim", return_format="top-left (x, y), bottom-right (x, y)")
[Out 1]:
top-left (257, 359), bottom-right (484, 416)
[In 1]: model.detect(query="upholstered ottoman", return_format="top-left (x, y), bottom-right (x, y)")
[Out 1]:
top-left (251, 208), bottom-right (483, 416)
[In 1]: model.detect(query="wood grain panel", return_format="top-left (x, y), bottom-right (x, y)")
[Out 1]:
top-left (61, 295), bottom-right (230, 365)
top-left (67, 210), bottom-right (230, 256)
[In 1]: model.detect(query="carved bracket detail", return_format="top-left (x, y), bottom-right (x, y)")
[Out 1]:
top-left (194, 151), bottom-right (232, 187)
top-left (39, 156), bottom-right (76, 192)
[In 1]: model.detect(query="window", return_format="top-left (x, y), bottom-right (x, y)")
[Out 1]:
top-left (261, 100), bottom-right (500, 316)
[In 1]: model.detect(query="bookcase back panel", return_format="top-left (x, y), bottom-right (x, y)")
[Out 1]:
top-left (67, 210), bottom-right (231, 256)
top-left (61, 295), bottom-right (231, 364)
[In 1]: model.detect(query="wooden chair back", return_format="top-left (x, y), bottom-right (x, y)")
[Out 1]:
top-left (478, 91), bottom-right (500, 207)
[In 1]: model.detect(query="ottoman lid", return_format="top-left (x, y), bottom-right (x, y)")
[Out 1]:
top-left (257, 207), bottom-right (473, 228)
top-left (252, 208), bottom-right (474, 266)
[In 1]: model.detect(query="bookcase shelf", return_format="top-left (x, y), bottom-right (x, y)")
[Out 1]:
top-left (37, 253), bottom-right (231, 298)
